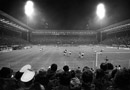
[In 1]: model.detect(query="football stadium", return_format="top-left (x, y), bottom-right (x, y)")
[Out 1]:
top-left (0, 0), bottom-right (130, 90)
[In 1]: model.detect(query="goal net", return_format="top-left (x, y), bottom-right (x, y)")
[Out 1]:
top-left (96, 51), bottom-right (130, 69)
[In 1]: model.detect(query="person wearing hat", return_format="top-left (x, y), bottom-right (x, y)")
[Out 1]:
top-left (14, 64), bottom-right (32, 81)
top-left (20, 69), bottom-right (45, 90)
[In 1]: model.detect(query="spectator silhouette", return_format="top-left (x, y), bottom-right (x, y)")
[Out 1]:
top-left (59, 65), bottom-right (71, 86)
top-left (113, 68), bottom-right (130, 90)
top-left (0, 67), bottom-right (13, 78)
top-left (82, 69), bottom-right (93, 90)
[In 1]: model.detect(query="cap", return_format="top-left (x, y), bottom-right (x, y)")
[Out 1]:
top-left (20, 64), bottom-right (31, 73)
top-left (21, 69), bottom-right (35, 82)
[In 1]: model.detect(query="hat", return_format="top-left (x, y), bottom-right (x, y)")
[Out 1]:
top-left (20, 64), bottom-right (31, 72)
top-left (21, 69), bottom-right (35, 82)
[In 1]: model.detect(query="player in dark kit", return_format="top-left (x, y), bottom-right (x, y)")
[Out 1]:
top-left (79, 52), bottom-right (84, 58)
top-left (63, 49), bottom-right (67, 56)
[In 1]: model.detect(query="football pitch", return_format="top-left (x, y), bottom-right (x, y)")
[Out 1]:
top-left (0, 45), bottom-right (130, 72)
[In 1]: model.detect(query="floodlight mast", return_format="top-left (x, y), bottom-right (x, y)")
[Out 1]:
top-left (24, 0), bottom-right (34, 41)
top-left (96, 3), bottom-right (106, 43)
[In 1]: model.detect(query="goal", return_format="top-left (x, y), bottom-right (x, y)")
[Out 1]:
top-left (95, 51), bottom-right (130, 69)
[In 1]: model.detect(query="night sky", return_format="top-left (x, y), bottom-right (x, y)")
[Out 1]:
top-left (0, 0), bottom-right (130, 30)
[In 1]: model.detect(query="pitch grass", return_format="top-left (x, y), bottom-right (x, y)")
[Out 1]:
top-left (0, 45), bottom-right (130, 72)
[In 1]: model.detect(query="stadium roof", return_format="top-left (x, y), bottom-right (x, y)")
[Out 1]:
top-left (0, 10), bottom-right (34, 32)
top-left (97, 19), bottom-right (130, 32)
top-left (1, 0), bottom-right (130, 30)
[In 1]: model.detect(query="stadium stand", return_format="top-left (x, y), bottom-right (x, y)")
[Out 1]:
top-left (0, 10), bottom-right (33, 50)
top-left (0, 35), bottom-right (30, 45)
top-left (97, 19), bottom-right (130, 47)
top-left (31, 30), bottom-right (98, 45)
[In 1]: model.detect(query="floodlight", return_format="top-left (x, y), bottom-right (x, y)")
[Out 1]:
top-left (25, 0), bottom-right (34, 17)
top-left (96, 3), bottom-right (105, 19)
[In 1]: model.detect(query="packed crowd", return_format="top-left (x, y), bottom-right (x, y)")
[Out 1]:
top-left (101, 36), bottom-right (130, 47)
top-left (0, 62), bottom-right (130, 90)
top-left (0, 35), bottom-right (30, 45)
top-left (31, 37), bottom-right (98, 45)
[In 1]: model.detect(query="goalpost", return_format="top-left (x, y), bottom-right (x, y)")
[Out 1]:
top-left (95, 51), bottom-right (130, 68)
